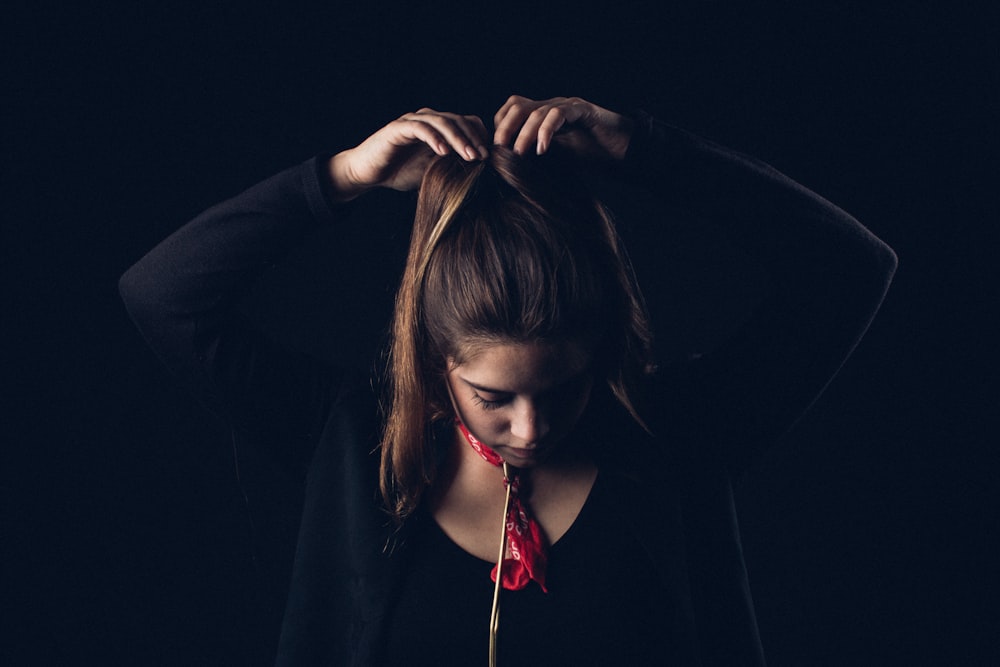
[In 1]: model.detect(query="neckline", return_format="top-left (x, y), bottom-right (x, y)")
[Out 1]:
top-left (426, 471), bottom-right (601, 565)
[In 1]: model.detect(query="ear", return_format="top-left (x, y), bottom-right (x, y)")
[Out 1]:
top-left (443, 373), bottom-right (463, 419)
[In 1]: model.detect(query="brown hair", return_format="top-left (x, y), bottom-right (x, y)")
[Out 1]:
top-left (380, 146), bottom-right (653, 520)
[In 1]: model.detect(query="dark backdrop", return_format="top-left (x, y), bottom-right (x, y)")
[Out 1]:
top-left (5, 3), bottom-right (997, 665)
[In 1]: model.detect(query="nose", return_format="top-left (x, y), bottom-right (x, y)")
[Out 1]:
top-left (509, 400), bottom-right (550, 445)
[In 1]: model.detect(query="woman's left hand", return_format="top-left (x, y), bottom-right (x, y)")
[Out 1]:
top-left (493, 95), bottom-right (634, 161)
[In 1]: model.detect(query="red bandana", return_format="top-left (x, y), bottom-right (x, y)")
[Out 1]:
top-left (456, 420), bottom-right (549, 593)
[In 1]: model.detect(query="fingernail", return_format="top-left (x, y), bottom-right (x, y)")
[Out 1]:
top-left (477, 145), bottom-right (489, 159)
top-left (464, 146), bottom-right (477, 160)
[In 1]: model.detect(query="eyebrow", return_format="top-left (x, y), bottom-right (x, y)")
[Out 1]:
top-left (457, 369), bottom-right (590, 396)
top-left (458, 377), bottom-right (512, 395)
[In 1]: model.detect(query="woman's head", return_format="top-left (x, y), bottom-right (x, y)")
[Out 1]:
top-left (381, 146), bottom-right (652, 518)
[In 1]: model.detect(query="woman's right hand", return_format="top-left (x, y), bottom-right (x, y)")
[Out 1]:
top-left (328, 109), bottom-right (490, 201)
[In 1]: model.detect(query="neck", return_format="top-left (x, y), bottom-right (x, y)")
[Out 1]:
top-left (436, 423), bottom-right (596, 501)
top-left (428, 421), bottom-right (599, 562)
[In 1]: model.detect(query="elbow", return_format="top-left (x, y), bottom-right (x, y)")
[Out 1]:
top-left (118, 265), bottom-right (137, 307)
top-left (833, 208), bottom-right (898, 300)
top-left (808, 214), bottom-right (899, 320)
top-left (879, 239), bottom-right (899, 281)
top-left (118, 263), bottom-right (146, 319)
top-left (844, 232), bottom-right (898, 325)
top-left (865, 234), bottom-right (899, 299)
top-left (118, 261), bottom-right (163, 330)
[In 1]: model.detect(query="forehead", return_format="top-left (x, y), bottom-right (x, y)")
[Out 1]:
top-left (450, 341), bottom-right (591, 392)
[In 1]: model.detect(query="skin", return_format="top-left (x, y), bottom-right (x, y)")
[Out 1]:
top-left (493, 95), bottom-right (634, 160)
top-left (433, 340), bottom-right (600, 562)
top-left (326, 95), bottom-right (634, 200)
top-left (325, 94), bottom-right (635, 559)
top-left (447, 341), bottom-right (595, 469)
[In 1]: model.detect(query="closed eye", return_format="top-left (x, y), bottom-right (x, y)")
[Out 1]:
top-left (471, 392), bottom-right (510, 411)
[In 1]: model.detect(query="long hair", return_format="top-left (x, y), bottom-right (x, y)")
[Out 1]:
top-left (380, 146), bottom-right (653, 520)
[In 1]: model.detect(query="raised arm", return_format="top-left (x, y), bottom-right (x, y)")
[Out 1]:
top-left (494, 95), bottom-right (898, 469)
top-left (119, 109), bottom-right (489, 472)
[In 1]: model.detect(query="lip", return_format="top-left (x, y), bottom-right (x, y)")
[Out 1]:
top-left (500, 445), bottom-right (541, 465)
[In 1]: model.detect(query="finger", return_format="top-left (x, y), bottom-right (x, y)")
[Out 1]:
top-left (446, 112), bottom-right (490, 157)
top-left (407, 110), bottom-right (488, 160)
top-left (493, 94), bottom-right (527, 128)
top-left (390, 118), bottom-right (452, 156)
top-left (437, 112), bottom-right (490, 158)
top-left (466, 115), bottom-right (491, 157)
top-left (510, 104), bottom-right (552, 155)
top-left (493, 95), bottom-right (537, 148)
top-left (536, 100), bottom-right (588, 154)
top-left (512, 100), bottom-right (572, 155)
top-left (533, 107), bottom-right (566, 155)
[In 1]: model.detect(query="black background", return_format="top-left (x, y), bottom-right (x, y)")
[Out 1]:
top-left (5, 2), bottom-right (998, 665)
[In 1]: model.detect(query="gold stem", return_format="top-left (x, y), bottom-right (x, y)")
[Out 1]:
top-left (489, 462), bottom-right (513, 667)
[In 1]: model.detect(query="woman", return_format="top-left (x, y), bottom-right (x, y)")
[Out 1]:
top-left (120, 96), bottom-right (897, 665)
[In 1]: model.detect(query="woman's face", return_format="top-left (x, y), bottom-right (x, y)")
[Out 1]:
top-left (447, 340), bottom-right (594, 468)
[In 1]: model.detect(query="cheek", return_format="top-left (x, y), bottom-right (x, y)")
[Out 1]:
top-left (550, 380), bottom-right (594, 431)
top-left (570, 392), bottom-right (593, 427)
top-left (463, 410), bottom-right (506, 439)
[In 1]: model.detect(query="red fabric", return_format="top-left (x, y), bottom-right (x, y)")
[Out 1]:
top-left (456, 420), bottom-right (549, 593)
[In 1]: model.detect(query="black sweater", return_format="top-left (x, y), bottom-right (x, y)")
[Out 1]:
top-left (120, 112), bottom-right (897, 666)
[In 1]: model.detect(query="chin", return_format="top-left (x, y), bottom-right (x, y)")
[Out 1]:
top-left (501, 448), bottom-right (540, 467)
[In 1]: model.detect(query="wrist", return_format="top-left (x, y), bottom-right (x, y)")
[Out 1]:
top-left (327, 150), bottom-right (369, 202)
top-left (608, 114), bottom-right (635, 161)
top-left (621, 110), bottom-right (654, 166)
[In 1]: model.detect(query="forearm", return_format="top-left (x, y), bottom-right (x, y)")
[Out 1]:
top-left (119, 155), bottom-right (342, 394)
top-left (625, 111), bottom-right (897, 284)
top-left (625, 113), bottom-right (898, 465)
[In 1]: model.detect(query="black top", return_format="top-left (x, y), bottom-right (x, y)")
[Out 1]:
top-left (384, 473), bottom-right (692, 666)
top-left (119, 110), bottom-right (897, 666)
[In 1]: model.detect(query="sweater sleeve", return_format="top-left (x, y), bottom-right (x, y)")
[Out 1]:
top-left (119, 156), bottom-right (355, 476)
top-left (623, 112), bottom-right (898, 470)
